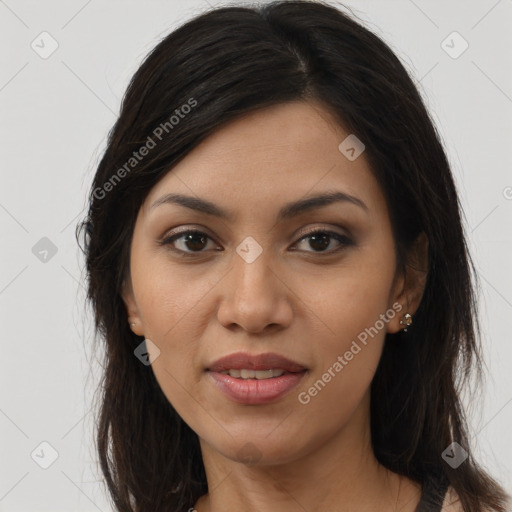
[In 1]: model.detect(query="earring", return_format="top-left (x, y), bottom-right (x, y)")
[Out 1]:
top-left (129, 322), bottom-right (136, 328)
top-left (400, 313), bottom-right (412, 332)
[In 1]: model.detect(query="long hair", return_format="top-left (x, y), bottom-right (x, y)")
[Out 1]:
top-left (76, 2), bottom-right (510, 511)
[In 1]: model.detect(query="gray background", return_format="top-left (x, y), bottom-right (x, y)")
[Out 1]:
top-left (1, 0), bottom-right (511, 510)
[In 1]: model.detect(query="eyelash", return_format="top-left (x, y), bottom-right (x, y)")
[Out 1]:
top-left (158, 228), bottom-right (353, 257)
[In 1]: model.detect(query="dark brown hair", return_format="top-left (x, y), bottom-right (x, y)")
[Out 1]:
top-left (77, 1), bottom-right (510, 511)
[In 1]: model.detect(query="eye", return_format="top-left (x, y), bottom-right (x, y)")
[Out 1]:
top-left (158, 228), bottom-right (353, 257)
top-left (293, 229), bottom-right (353, 254)
top-left (159, 229), bottom-right (219, 256)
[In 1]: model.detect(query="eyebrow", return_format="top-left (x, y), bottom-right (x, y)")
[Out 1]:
top-left (150, 190), bottom-right (368, 221)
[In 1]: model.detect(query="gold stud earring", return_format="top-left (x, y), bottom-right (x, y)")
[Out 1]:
top-left (400, 313), bottom-right (412, 332)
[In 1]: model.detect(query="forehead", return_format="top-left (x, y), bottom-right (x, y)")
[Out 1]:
top-left (142, 101), bottom-right (385, 220)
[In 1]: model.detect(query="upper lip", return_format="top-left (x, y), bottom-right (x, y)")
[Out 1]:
top-left (207, 352), bottom-right (307, 373)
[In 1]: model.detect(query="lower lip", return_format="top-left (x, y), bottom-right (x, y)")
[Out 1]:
top-left (207, 371), bottom-right (307, 405)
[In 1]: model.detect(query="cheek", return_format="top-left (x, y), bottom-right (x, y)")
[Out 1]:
top-left (298, 279), bottom-right (390, 405)
top-left (288, 297), bottom-right (392, 447)
top-left (303, 244), bottom-right (396, 349)
top-left (296, 241), bottom-right (396, 407)
top-left (131, 246), bottom-right (214, 340)
top-left (129, 251), bottom-right (213, 403)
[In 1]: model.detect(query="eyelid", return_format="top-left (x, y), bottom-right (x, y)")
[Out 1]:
top-left (160, 223), bottom-right (351, 241)
top-left (295, 225), bottom-right (351, 240)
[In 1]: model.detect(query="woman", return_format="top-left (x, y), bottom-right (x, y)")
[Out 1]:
top-left (77, 1), bottom-right (511, 511)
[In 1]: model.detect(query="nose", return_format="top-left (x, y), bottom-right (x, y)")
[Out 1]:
top-left (216, 242), bottom-right (293, 334)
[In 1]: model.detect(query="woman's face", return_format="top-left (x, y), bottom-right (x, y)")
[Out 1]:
top-left (123, 100), bottom-right (408, 466)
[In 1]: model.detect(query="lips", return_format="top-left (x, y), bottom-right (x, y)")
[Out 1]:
top-left (207, 371), bottom-right (307, 404)
top-left (206, 352), bottom-right (307, 373)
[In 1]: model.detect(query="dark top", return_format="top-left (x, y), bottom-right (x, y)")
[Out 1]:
top-left (415, 478), bottom-right (450, 511)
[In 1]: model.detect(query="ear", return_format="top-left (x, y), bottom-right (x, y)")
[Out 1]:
top-left (121, 277), bottom-right (144, 336)
top-left (387, 232), bottom-right (429, 334)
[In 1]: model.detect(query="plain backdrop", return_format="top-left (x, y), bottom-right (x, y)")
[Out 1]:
top-left (1, 0), bottom-right (511, 510)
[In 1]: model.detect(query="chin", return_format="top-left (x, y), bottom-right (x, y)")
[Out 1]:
top-left (211, 437), bottom-right (307, 467)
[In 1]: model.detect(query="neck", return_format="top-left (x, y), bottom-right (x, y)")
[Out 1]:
top-left (193, 394), bottom-right (420, 512)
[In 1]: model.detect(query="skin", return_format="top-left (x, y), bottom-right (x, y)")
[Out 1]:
top-left (122, 100), bottom-right (433, 512)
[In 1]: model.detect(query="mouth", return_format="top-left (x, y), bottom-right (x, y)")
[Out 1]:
top-left (206, 370), bottom-right (307, 405)
top-left (205, 352), bottom-right (308, 405)
top-left (217, 368), bottom-right (290, 379)
top-left (206, 351), bottom-right (307, 374)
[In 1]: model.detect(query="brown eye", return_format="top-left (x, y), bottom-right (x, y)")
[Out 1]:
top-left (294, 230), bottom-right (353, 253)
top-left (160, 230), bottom-right (219, 255)
top-left (159, 228), bottom-right (353, 257)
